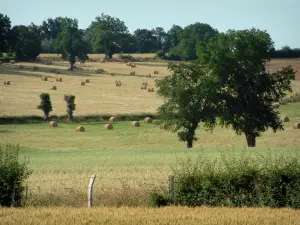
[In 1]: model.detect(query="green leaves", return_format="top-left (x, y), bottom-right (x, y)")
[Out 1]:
top-left (156, 62), bottom-right (219, 148)
top-left (37, 93), bottom-right (52, 120)
top-left (87, 13), bottom-right (129, 58)
top-left (197, 28), bottom-right (296, 147)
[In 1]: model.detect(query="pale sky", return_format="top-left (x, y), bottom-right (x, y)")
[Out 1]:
top-left (1, 0), bottom-right (299, 49)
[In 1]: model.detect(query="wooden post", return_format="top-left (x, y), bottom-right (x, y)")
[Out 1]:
top-left (168, 175), bottom-right (174, 204)
top-left (88, 175), bottom-right (96, 208)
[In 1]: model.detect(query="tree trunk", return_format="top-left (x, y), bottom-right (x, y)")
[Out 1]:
top-left (187, 139), bottom-right (193, 148)
top-left (70, 62), bottom-right (74, 71)
top-left (67, 109), bottom-right (73, 121)
top-left (44, 114), bottom-right (49, 121)
top-left (246, 133), bottom-right (256, 147)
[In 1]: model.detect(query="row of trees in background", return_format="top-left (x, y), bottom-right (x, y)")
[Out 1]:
top-left (1, 13), bottom-right (300, 62)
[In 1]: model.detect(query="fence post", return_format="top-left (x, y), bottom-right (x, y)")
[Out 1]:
top-left (168, 175), bottom-right (174, 205)
top-left (88, 175), bottom-right (96, 208)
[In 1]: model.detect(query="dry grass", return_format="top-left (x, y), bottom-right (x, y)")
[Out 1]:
top-left (1, 59), bottom-right (300, 117)
top-left (0, 206), bottom-right (299, 225)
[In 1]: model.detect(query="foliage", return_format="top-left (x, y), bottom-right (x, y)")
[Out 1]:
top-left (133, 29), bottom-right (158, 53)
top-left (37, 93), bottom-right (53, 120)
top-left (148, 190), bottom-right (169, 207)
top-left (11, 24), bottom-right (42, 60)
top-left (155, 50), bottom-right (166, 59)
top-left (57, 19), bottom-right (89, 70)
top-left (0, 13), bottom-right (12, 52)
top-left (64, 95), bottom-right (76, 121)
top-left (169, 22), bottom-right (219, 60)
top-left (0, 144), bottom-right (31, 207)
top-left (279, 92), bottom-right (300, 105)
top-left (172, 151), bottom-right (300, 208)
top-left (198, 28), bottom-right (296, 147)
top-left (155, 62), bottom-right (219, 148)
top-left (87, 13), bottom-right (129, 58)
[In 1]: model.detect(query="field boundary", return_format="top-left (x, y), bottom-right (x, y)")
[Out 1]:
top-left (0, 113), bottom-right (159, 124)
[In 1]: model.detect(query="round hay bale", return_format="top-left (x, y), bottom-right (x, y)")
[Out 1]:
top-left (0, 61), bottom-right (2, 64)
top-left (81, 81), bottom-right (85, 86)
top-left (272, 102), bottom-right (280, 109)
top-left (281, 116), bottom-right (289, 122)
top-left (104, 124), bottom-right (113, 130)
top-left (85, 79), bottom-right (90, 83)
top-left (51, 85), bottom-right (57, 90)
top-left (49, 121), bottom-right (58, 127)
top-left (144, 117), bottom-right (153, 123)
top-left (5, 80), bottom-right (11, 85)
top-left (10, 60), bottom-right (15, 64)
top-left (42, 76), bottom-right (48, 81)
top-left (76, 126), bottom-right (85, 132)
top-left (131, 121), bottom-right (140, 127)
top-left (293, 122), bottom-right (300, 129)
top-left (109, 116), bottom-right (116, 122)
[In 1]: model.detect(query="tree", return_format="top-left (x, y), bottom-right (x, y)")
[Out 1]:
top-left (155, 62), bottom-right (219, 148)
top-left (152, 27), bottom-right (168, 51)
top-left (37, 93), bottom-right (53, 120)
top-left (170, 22), bottom-right (218, 60)
top-left (57, 20), bottom-right (89, 70)
top-left (166, 25), bottom-right (183, 50)
top-left (64, 94), bottom-right (76, 121)
top-left (134, 29), bottom-right (158, 53)
top-left (198, 28), bottom-right (296, 147)
top-left (87, 13), bottom-right (129, 59)
top-left (11, 24), bottom-right (42, 60)
top-left (0, 13), bottom-right (11, 52)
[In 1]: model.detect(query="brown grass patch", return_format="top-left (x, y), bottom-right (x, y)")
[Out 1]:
top-left (0, 206), bottom-right (299, 225)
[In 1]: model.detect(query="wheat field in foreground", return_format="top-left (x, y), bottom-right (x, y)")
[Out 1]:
top-left (0, 206), bottom-right (299, 225)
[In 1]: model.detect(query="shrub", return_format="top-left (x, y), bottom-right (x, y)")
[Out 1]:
top-left (155, 50), bottom-right (166, 59)
top-left (37, 93), bottom-right (52, 121)
top-left (118, 54), bottom-right (136, 62)
top-left (148, 190), bottom-right (169, 207)
top-left (0, 144), bottom-right (31, 207)
top-left (171, 151), bottom-right (300, 208)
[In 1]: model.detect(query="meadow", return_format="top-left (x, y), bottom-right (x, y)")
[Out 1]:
top-left (1, 55), bottom-right (300, 223)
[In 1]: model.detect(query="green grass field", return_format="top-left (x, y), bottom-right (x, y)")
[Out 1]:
top-left (0, 102), bottom-right (299, 207)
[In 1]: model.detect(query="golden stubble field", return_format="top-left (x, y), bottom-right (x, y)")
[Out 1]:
top-left (0, 57), bottom-right (300, 117)
top-left (0, 206), bottom-right (299, 225)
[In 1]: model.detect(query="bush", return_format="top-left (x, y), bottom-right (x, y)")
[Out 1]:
top-left (155, 50), bottom-right (166, 59)
top-left (118, 54), bottom-right (136, 62)
top-left (0, 144), bottom-right (31, 207)
top-left (171, 151), bottom-right (300, 208)
top-left (148, 190), bottom-right (169, 207)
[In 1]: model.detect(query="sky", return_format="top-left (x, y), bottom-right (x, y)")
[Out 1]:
top-left (1, 0), bottom-right (299, 49)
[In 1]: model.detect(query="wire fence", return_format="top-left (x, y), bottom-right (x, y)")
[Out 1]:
top-left (22, 175), bottom-right (173, 207)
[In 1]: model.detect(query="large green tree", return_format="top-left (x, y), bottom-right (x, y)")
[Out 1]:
top-left (87, 13), bottom-right (129, 59)
top-left (198, 28), bottom-right (296, 147)
top-left (170, 22), bottom-right (218, 60)
top-left (155, 62), bottom-right (219, 148)
top-left (134, 29), bottom-right (158, 53)
top-left (57, 19), bottom-right (89, 70)
top-left (11, 23), bottom-right (42, 60)
top-left (0, 13), bottom-right (12, 52)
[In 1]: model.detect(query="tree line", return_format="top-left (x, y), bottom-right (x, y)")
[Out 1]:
top-left (1, 13), bottom-right (300, 62)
